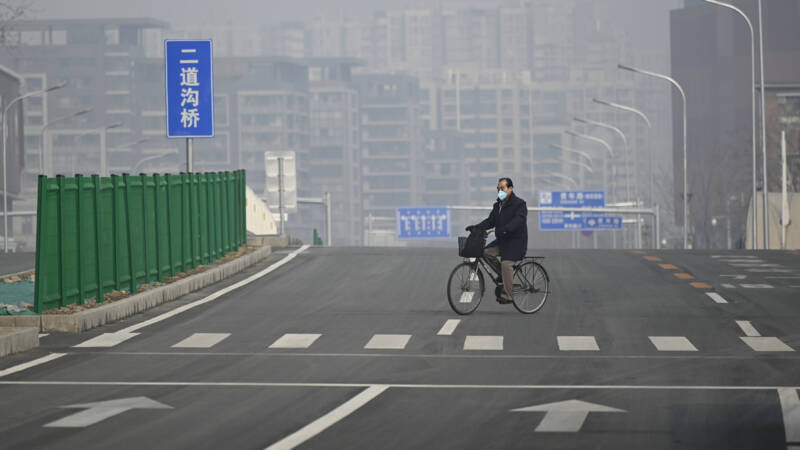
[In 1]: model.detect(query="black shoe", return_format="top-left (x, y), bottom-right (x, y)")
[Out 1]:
top-left (496, 296), bottom-right (513, 305)
top-left (494, 276), bottom-right (502, 284)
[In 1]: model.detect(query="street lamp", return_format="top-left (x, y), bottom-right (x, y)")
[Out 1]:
top-left (592, 98), bottom-right (655, 208)
top-left (132, 149), bottom-right (177, 174)
top-left (704, 0), bottom-right (759, 249)
top-left (573, 116), bottom-right (632, 203)
top-left (534, 172), bottom-right (579, 189)
top-left (100, 122), bottom-right (122, 176)
top-left (2, 82), bottom-right (66, 252)
top-left (618, 63), bottom-right (690, 250)
top-left (549, 144), bottom-right (594, 166)
top-left (564, 130), bottom-right (614, 201)
top-left (40, 107), bottom-right (93, 176)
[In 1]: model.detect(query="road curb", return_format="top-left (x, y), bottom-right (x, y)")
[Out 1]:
top-left (0, 327), bottom-right (38, 357)
top-left (0, 245), bottom-right (272, 333)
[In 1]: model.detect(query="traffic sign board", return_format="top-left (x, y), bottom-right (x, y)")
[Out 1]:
top-left (538, 190), bottom-right (605, 208)
top-left (583, 215), bottom-right (623, 230)
top-left (396, 207), bottom-right (450, 239)
top-left (165, 40), bottom-right (214, 138)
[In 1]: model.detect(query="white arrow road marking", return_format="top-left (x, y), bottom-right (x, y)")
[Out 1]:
top-left (779, 388), bottom-right (800, 445)
top-left (511, 399), bottom-right (626, 432)
top-left (265, 385), bottom-right (388, 450)
top-left (44, 397), bottom-right (172, 428)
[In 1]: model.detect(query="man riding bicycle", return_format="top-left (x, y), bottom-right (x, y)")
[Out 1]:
top-left (466, 177), bottom-right (528, 304)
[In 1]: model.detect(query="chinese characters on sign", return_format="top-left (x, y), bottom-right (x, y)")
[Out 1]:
top-left (537, 190), bottom-right (620, 231)
top-left (165, 40), bottom-right (214, 138)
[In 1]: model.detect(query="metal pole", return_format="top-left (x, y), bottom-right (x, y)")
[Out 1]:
top-left (100, 128), bottom-right (107, 176)
top-left (655, 203), bottom-right (661, 249)
top-left (705, 0), bottom-right (758, 249)
top-left (781, 130), bottom-right (787, 249)
top-left (325, 191), bottom-right (332, 247)
top-left (277, 157), bottom-right (285, 236)
top-left (757, 0), bottom-right (769, 248)
top-left (186, 138), bottom-right (193, 173)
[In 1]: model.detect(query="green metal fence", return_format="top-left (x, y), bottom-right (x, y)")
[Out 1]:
top-left (33, 170), bottom-right (246, 313)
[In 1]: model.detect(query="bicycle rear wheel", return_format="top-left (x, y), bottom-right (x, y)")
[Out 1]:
top-left (447, 262), bottom-right (484, 315)
top-left (511, 261), bottom-right (549, 314)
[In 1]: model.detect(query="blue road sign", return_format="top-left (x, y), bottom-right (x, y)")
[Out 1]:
top-left (396, 207), bottom-right (451, 239)
top-left (583, 215), bottom-right (623, 230)
top-left (165, 40), bottom-right (214, 138)
top-left (538, 190), bottom-right (610, 231)
top-left (538, 190), bottom-right (605, 208)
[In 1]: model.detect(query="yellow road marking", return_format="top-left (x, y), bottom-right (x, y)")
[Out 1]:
top-left (631, 250), bottom-right (646, 255)
top-left (644, 256), bottom-right (661, 261)
top-left (690, 282), bottom-right (712, 289)
top-left (659, 264), bottom-right (678, 270)
top-left (674, 273), bottom-right (695, 279)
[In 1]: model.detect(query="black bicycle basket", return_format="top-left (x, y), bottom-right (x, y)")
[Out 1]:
top-left (458, 231), bottom-right (486, 258)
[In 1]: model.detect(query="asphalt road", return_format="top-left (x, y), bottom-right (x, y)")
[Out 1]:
top-left (0, 252), bottom-right (35, 277)
top-left (1, 246), bottom-right (799, 449)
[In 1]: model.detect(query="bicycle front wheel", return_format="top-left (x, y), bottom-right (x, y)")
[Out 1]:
top-left (512, 261), bottom-right (549, 314)
top-left (447, 262), bottom-right (484, 315)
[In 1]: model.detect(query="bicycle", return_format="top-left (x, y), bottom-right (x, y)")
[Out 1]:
top-left (447, 229), bottom-right (550, 315)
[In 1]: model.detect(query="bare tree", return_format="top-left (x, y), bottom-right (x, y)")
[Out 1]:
top-left (0, 1), bottom-right (33, 48)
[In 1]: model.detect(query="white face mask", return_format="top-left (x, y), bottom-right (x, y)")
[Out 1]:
top-left (497, 190), bottom-right (507, 201)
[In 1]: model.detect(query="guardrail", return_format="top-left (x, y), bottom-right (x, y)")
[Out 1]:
top-left (33, 170), bottom-right (246, 313)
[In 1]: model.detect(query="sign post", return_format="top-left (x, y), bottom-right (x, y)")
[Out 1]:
top-left (165, 39), bottom-right (214, 172)
top-left (537, 190), bottom-right (622, 231)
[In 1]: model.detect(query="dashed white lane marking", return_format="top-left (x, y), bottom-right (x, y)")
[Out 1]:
top-left (172, 333), bottom-right (230, 348)
top-left (0, 353), bottom-right (66, 378)
top-left (269, 333), bottom-right (321, 349)
top-left (706, 292), bottom-right (728, 304)
top-left (73, 332), bottom-right (139, 348)
top-left (118, 245), bottom-right (312, 334)
top-left (740, 283), bottom-right (774, 289)
top-left (364, 334), bottom-right (411, 350)
top-left (736, 321), bottom-right (761, 337)
top-left (712, 255), bottom-right (760, 259)
top-left (649, 336), bottom-right (698, 352)
top-left (721, 284), bottom-right (736, 289)
top-left (778, 388), bottom-right (800, 445)
top-left (437, 319), bottom-right (460, 336)
top-left (464, 336), bottom-right (503, 351)
top-left (459, 291), bottom-right (475, 303)
top-left (746, 268), bottom-right (793, 273)
top-left (730, 263), bottom-right (782, 267)
top-left (265, 385), bottom-right (389, 450)
top-left (557, 336), bottom-right (599, 351)
top-left (38, 334), bottom-right (49, 338)
top-left (741, 337), bottom-right (795, 352)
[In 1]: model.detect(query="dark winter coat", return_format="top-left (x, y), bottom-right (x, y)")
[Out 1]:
top-left (475, 192), bottom-right (528, 261)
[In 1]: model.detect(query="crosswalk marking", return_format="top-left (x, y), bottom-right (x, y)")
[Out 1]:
top-left (649, 336), bottom-right (698, 352)
top-left (740, 283), bottom-right (774, 289)
top-left (437, 319), bottom-right (460, 336)
top-left (706, 292), bottom-right (728, 304)
top-left (557, 336), bottom-right (599, 351)
top-left (736, 320), bottom-right (761, 337)
top-left (269, 333), bottom-right (321, 349)
top-left (741, 337), bottom-right (794, 352)
top-left (459, 291), bottom-right (475, 303)
top-left (172, 333), bottom-right (230, 348)
top-left (721, 283), bottom-right (736, 289)
top-left (364, 334), bottom-right (411, 350)
top-left (464, 336), bottom-right (503, 351)
top-left (73, 332), bottom-right (139, 348)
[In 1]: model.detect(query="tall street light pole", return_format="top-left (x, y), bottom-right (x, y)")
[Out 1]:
top-left (618, 63), bottom-right (690, 250)
top-left (564, 130), bottom-right (614, 200)
top-left (705, 0), bottom-right (759, 249)
top-left (572, 116), bottom-right (633, 204)
top-left (40, 107), bottom-right (93, 176)
top-left (592, 98), bottom-right (654, 210)
top-left (757, 0), bottom-right (768, 248)
top-left (3, 82), bottom-right (66, 252)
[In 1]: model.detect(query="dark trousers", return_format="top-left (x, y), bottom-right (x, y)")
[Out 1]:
top-left (483, 245), bottom-right (516, 300)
